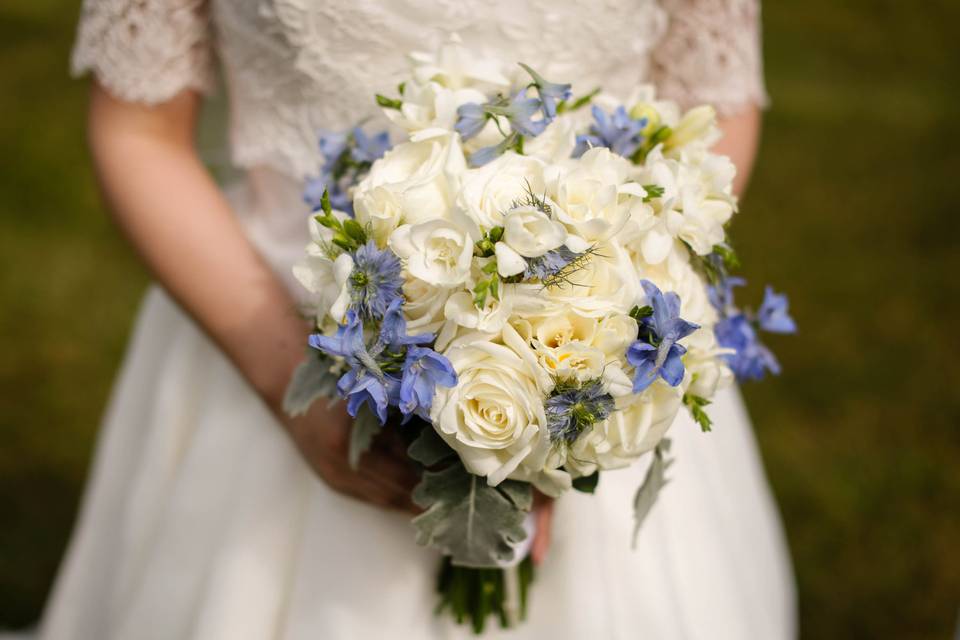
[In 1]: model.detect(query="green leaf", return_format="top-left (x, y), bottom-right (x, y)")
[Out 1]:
top-left (412, 463), bottom-right (532, 568)
top-left (571, 471), bottom-right (600, 494)
top-left (683, 393), bottom-right (714, 432)
top-left (282, 353), bottom-right (338, 417)
top-left (375, 94), bottom-right (403, 110)
top-left (712, 243), bottom-right (740, 270)
top-left (630, 305), bottom-right (654, 321)
top-left (407, 426), bottom-right (456, 467)
top-left (642, 184), bottom-right (666, 202)
top-left (342, 218), bottom-right (367, 245)
top-left (348, 404), bottom-right (382, 469)
top-left (632, 439), bottom-right (673, 547)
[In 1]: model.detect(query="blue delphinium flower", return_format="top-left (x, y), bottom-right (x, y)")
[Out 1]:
top-left (309, 311), bottom-right (395, 421)
top-left (304, 126), bottom-right (391, 214)
top-left (756, 286), bottom-right (797, 334)
top-left (626, 280), bottom-right (700, 393)
top-left (468, 134), bottom-right (519, 168)
top-left (399, 346), bottom-right (458, 419)
top-left (708, 278), bottom-right (796, 382)
top-left (347, 241), bottom-right (404, 320)
top-left (455, 103), bottom-right (488, 141)
top-left (545, 380), bottom-right (616, 444)
top-left (503, 89), bottom-right (547, 137)
top-left (706, 275), bottom-right (746, 316)
top-left (350, 127), bottom-right (391, 164)
top-left (518, 63), bottom-right (572, 119)
top-left (574, 105), bottom-right (648, 159)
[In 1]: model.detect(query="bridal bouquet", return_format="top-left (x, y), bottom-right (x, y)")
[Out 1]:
top-left (286, 39), bottom-right (795, 633)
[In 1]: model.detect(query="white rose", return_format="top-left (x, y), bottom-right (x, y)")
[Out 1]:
top-left (544, 240), bottom-right (641, 317)
top-left (458, 152), bottom-right (548, 229)
top-left (402, 277), bottom-right (453, 334)
top-left (546, 147), bottom-right (643, 241)
top-left (431, 340), bottom-right (551, 487)
top-left (563, 381), bottom-right (683, 474)
top-left (353, 136), bottom-right (467, 244)
top-left (389, 213), bottom-right (478, 286)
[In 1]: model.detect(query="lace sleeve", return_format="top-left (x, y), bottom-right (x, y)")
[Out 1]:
top-left (71, 0), bottom-right (216, 105)
top-left (650, 0), bottom-right (769, 115)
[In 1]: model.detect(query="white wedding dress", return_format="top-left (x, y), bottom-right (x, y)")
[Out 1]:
top-left (35, 1), bottom-right (795, 638)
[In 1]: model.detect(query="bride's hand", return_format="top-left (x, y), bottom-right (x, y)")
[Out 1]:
top-left (285, 400), bottom-right (420, 512)
top-left (531, 491), bottom-right (555, 565)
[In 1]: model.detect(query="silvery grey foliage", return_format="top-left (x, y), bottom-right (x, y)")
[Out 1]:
top-left (282, 353), bottom-right (338, 417)
top-left (412, 461), bottom-right (533, 568)
top-left (632, 438), bottom-right (674, 548)
top-left (407, 425), bottom-right (456, 467)
top-left (348, 405), bottom-right (381, 469)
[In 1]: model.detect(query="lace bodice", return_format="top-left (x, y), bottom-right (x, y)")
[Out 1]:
top-left (72, 0), bottom-right (767, 179)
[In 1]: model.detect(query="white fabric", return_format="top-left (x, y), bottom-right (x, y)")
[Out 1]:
top-left (72, 0), bottom-right (768, 178)
top-left (39, 2), bottom-right (794, 638)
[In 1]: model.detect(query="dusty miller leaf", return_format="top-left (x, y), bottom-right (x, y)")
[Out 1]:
top-left (632, 439), bottom-right (674, 548)
top-left (407, 426), bottom-right (456, 467)
top-left (348, 404), bottom-right (382, 470)
top-left (282, 353), bottom-right (338, 417)
top-left (411, 463), bottom-right (532, 568)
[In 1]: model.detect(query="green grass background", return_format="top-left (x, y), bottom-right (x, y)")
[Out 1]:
top-left (1, 1), bottom-right (958, 637)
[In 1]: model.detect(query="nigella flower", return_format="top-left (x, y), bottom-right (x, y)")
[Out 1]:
top-left (545, 380), bottom-right (616, 444)
top-left (347, 241), bottom-right (404, 320)
top-left (455, 102), bottom-right (487, 141)
top-left (522, 246), bottom-right (579, 281)
top-left (573, 105), bottom-right (648, 159)
top-left (626, 280), bottom-right (700, 393)
top-left (518, 63), bottom-right (572, 119)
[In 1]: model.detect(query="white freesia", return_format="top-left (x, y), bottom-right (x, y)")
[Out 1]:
top-left (408, 35), bottom-right (510, 90)
top-left (430, 340), bottom-right (551, 488)
top-left (665, 105), bottom-right (719, 153)
top-left (458, 152), bottom-right (547, 229)
top-left (389, 213), bottom-right (478, 286)
top-left (385, 81), bottom-right (490, 142)
top-left (683, 329), bottom-right (734, 399)
top-left (353, 135), bottom-right (466, 244)
top-left (633, 146), bottom-right (736, 257)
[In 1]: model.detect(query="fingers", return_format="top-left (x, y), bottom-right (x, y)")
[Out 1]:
top-left (531, 498), bottom-right (555, 566)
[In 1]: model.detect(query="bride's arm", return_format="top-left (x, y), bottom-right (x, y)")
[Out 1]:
top-left (87, 84), bottom-right (416, 509)
top-left (715, 105), bottom-right (762, 196)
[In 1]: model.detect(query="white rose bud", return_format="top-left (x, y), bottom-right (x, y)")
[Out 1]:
top-left (389, 216), bottom-right (477, 287)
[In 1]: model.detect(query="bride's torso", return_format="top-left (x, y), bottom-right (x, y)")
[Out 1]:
top-left (73, 0), bottom-right (765, 291)
top-left (212, 0), bottom-right (668, 178)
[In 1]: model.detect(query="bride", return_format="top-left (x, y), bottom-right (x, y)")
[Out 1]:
top-left (35, 1), bottom-right (795, 638)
